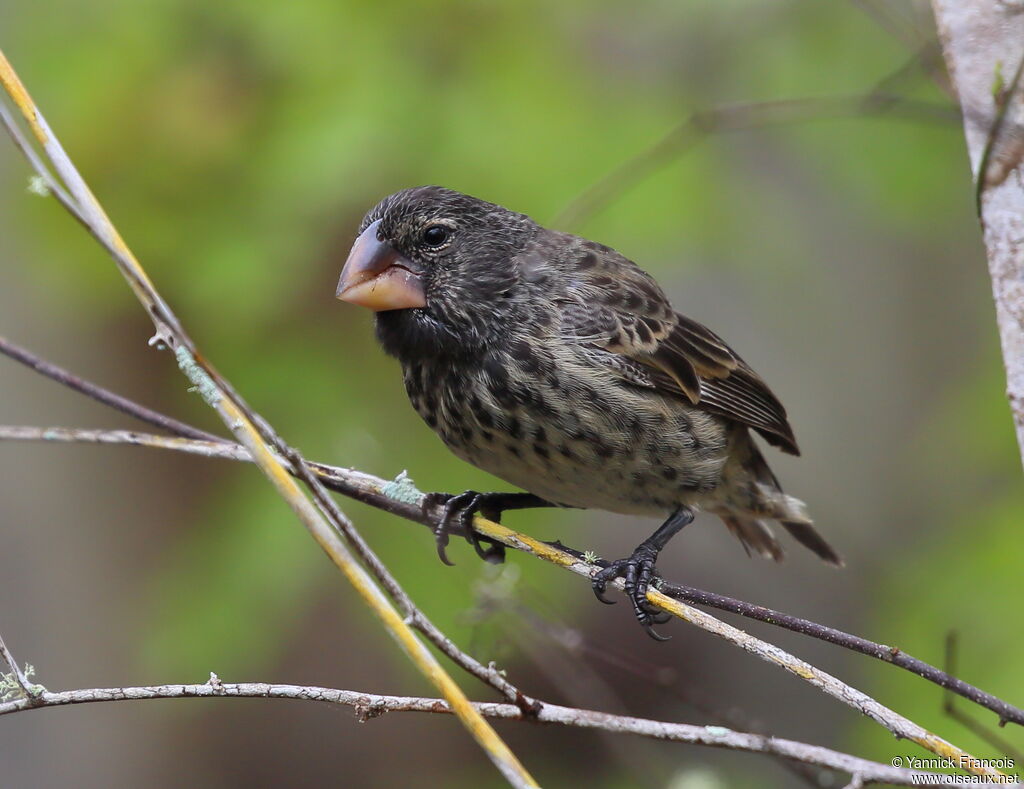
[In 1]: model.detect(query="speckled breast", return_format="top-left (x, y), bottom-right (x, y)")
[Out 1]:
top-left (401, 350), bottom-right (732, 516)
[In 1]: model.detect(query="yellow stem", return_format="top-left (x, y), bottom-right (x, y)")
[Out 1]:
top-left (0, 47), bottom-right (536, 789)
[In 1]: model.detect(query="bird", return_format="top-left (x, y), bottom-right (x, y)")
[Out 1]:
top-left (336, 185), bottom-right (841, 638)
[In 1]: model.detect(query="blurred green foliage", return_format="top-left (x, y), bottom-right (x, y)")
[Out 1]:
top-left (3, 0), bottom-right (1022, 786)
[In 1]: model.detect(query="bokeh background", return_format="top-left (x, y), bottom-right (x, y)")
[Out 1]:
top-left (1, 1), bottom-right (1021, 786)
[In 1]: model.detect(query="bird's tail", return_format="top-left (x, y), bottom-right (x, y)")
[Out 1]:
top-left (719, 501), bottom-right (843, 566)
top-left (721, 514), bottom-right (784, 562)
top-left (719, 432), bottom-right (844, 566)
top-left (767, 490), bottom-right (844, 566)
top-left (779, 517), bottom-right (843, 566)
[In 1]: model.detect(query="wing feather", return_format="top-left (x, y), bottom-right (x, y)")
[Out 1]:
top-left (553, 238), bottom-right (799, 454)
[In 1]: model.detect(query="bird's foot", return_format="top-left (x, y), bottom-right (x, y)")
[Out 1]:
top-left (592, 545), bottom-right (672, 641)
top-left (422, 491), bottom-right (507, 566)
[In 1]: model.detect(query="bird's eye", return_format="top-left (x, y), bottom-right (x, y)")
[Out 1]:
top-left (421, 225), bottom-right (450, 247)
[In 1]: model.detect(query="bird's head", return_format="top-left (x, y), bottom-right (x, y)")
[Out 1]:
top-left (337, 186), bottom-right (539, 360)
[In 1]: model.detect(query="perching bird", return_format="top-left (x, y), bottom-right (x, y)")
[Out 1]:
top-left (336, 186), bottom-right (841, 638)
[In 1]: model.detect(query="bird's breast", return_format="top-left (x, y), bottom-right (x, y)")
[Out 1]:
top-left (402, 348), bottom-right (732, 514)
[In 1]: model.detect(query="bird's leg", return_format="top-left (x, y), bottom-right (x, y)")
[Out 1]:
top-left (422, 492), bottom-right (556, 566)
top-left (592, 506), bottom-right (695, 640)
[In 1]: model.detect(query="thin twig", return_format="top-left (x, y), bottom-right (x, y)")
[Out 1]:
top-left (656, 581), bottom-right (1024, 729)
top-left (870, 41), bottom-right (951, 98)
top-left (3, 422), bottom-right (1019, 731)
top-left (500, 596), bottom-right (824, 787)
top-left (0, 48), bottom-right (1012, 782)
top-left (0, 632), bottom-right (38, 702)
top-left (556, 33), bottom-right (962, 231)
top-left (639, 588), bottom-right (1006, 778)
top-left (282, 441), bottom-right (540, 715)
top-left (932, 0), bottom-right (1024, 471)
top-left (0, 677), bottom-right (968, 786)
top-left (973, 51), bottom-right (1024, 215)
top-left (0, 335), bottom-right (226, 444)
top-left (553, 92), bottom-right (958, 230)
top-left (848, 0), bottom-right (929, 52)
top-left (0, 100), bottom-right (82, 222)
top-left (0, 336), bottom-right (537, 713)
top-left (0, 426), bottom-right (1011, 780)
top-left (944, 632), bottom-right (1024, 763)
top-left (0, 49), bottom-right (536, 788)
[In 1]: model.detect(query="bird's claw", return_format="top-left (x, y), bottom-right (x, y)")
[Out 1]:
top-left (591, 545), bottom-right (671, 640)
top-left (591, 578), bottom-right (617, 605)
top-left (423, 491), bottom-right (507, 566)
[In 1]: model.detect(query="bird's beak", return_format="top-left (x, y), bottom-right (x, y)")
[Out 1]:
top-left (336, 219), bottom-right (427, 311)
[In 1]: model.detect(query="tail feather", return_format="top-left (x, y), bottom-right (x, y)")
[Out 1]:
top-left (722, 515), bottom-right (784, 562)
top-left (728, 434), bottom-right (844, 566)
top-left (780, 520), bottom-right (844, 566)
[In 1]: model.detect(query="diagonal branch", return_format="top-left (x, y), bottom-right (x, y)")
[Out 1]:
top-left (0, 632), bottom-right (39, 703)
top-left (944, 632), bottom-right (1024, 764)
top-left (931, 0), bottom-right (1024, 469)
top-left (0, 335), bottom-right (226, 443)
top-left (2, 414), bottom-right (1020, 730)
top-left (553, 92), bottom-right (959, 231)
top-left (0, 423), bottom-right (1015, 781)
top-left (0, 337), bottom-right (538, 716)
top-left (0, 100), bottom-right (82, 223)
top-left (0, 49), bottom-right (1013, 783)
top-left (0, 48), bottom-right (537, 788)
top-left (0, 332), bottom-right (1016, 776)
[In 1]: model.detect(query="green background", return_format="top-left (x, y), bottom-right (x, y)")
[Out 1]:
top-left (1, 1), bottom-right (1020, 786)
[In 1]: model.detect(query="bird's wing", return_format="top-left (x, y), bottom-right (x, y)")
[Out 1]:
top-left (556, 244), bottom-right (800, 455)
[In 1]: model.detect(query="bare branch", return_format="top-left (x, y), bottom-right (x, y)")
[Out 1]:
top-left (0, 100), bottom-right (81, 221)
top-left (848, 0), bottom-right (930, 52)
top-left (655, 581), bottom-right (1024, 729)
top-left (931, 0), bottom-right (1024, 469)
top-left (553, 92), bottom-right (958, 231)
top-left (0, 49), bottom-right (536, 788)
top-left (638, 589), bottom-right (1008, 779)
top-left (0, 676), bottom-right (969, 786)
top-left (556, 33), bottom-right (960, 232)
top-left (0, 337), bottom-right (539, 715)
top-left (944, 632), bottom-right (1024, 763)
top-left (0, 632), bottom-right (39, 703)
top-left (1, 44), bottom-right (1015, 784)
top-left (0, 335), bottom-right (226, 443)
top-left (0, 425), bottom-right (1013, 780)
top-left (3, 422), bottom-right (1020, 732)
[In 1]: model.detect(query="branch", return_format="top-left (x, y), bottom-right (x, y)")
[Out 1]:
top-left (0, 335), bottom-right (226, 443)
top-left (944, 632), bottom-right (1024, 764)
top-left (0, 423), bottom-right (1014, 781)
top-left (25, 312), bottom-right (1006, 733)
top-left (0, 100), bottom-right (82, 223)
top-left (0, 49), bottom-right (536, 788)
top-left (0, 48), bottom-right (1013, 783)
top-left (553, 92), bottom-right (959, 231)
top-left (0, 675), bottom-right (971, 786)
top-left (0, 338), bottom-right (537, 716)
top-left (930, 0), bottom-right (1024, 469)
top-left (656, 580), bottom-right (1024, 729)
top-left (0, 632), bottom-right (40, 704)
top-left (3, 419), bottom-right (1020, 729)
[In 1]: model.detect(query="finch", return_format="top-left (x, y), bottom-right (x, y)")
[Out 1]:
top-left (336, 186), bottom-right (841, 638)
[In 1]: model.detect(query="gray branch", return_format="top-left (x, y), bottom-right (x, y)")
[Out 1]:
top-left (0, 674), bottom-right (966, 786)
top-left (932, 0), bottom-right (1024, 467)
top-left (0, 425), bottom-right (1013, 782)
top-left (0, 632), bottom-right (39, 702)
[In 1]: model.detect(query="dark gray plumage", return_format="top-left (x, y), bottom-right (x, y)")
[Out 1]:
top-left (337, 186), bottom-right (841, 636)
